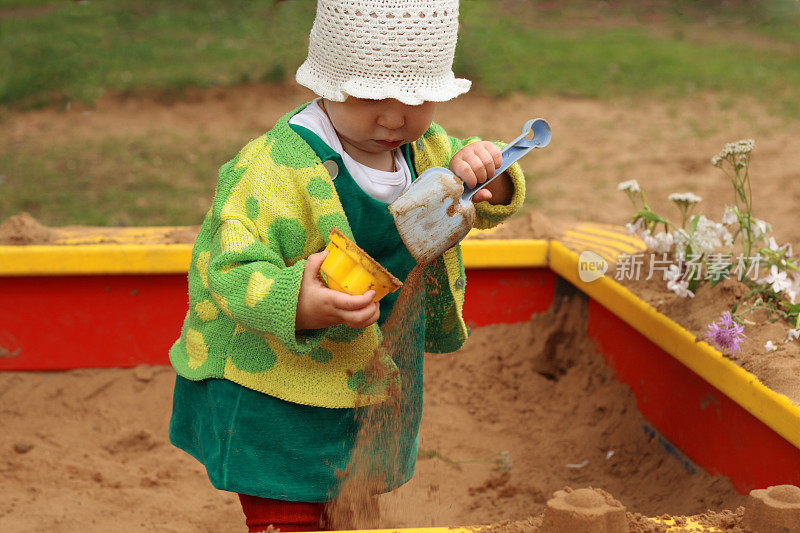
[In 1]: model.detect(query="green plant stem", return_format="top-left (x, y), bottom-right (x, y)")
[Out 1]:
top-left (760, 249), bottom-right (800, 274)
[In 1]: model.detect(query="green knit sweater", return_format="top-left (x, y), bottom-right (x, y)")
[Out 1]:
top-left (168, 103), bottom-right (526, 408)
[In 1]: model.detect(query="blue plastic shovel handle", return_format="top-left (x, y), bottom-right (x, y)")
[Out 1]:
top-left (462, 118), bottom-right (551, 202)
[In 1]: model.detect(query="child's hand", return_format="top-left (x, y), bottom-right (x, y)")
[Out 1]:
top-left (296, 250), bottom-right (380, 331)
top-left (449, 141), bottom-right (502, 203)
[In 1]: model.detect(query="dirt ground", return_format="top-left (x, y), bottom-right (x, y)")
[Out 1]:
top-left (2, 82), bottom-right (799, 247)
top-left (0, 295), bottom-right (747, 532)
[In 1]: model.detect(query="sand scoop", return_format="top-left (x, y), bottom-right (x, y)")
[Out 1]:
top-left (389, 118), bottom-right (551, 265)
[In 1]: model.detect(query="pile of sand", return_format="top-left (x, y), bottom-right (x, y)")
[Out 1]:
top-left (0, 212), bottom-right (55, 245)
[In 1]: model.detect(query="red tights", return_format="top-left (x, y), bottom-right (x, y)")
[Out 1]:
top-left (238, 494), bottom-right (326, 532)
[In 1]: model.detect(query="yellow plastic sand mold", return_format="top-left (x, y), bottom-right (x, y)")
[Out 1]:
top-left (320, 228), bottom-right (402, 302)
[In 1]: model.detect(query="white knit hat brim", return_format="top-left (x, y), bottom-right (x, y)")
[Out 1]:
top-left (296, 61), bottom-right (471, 105)
top-left (296, 0), bottom-right (470, 105)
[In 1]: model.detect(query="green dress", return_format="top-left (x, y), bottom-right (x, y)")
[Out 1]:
top-left (169, 125), bottom-right (423, 503)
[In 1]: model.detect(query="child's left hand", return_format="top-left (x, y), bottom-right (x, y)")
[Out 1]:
top-left (449, 141), bottom-right (510, 204)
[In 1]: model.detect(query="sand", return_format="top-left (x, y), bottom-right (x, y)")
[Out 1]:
top-left (0, 212), bottom-right (55, 245)
top-left (0, 213), bottom-right (200, 246)
top-left (0, 292), bottom-right (746, 532)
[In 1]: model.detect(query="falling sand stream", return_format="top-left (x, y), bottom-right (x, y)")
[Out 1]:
top-left (325, 264), bottom-right (428, 529)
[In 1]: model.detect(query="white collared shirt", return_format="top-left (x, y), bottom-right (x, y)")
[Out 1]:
top-left (289, 99), bottom-right (412, 203)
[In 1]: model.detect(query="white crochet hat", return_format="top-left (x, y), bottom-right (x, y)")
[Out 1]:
top-left (296, 0), bottom-right (471, 105)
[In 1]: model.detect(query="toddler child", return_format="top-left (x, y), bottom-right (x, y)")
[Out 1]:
top-left (168, 0), bottom-right (527, 531)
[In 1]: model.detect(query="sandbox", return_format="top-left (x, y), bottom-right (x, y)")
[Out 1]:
top-left (3, 224), bottom-right (800, 531)
top-left (0, 296), bottom-right (744, 531)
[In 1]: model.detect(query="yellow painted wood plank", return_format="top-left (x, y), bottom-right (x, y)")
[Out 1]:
top-left (574, 223), bottom-right (648, 249)
top-left (0, 244), bottom-right (193, 276)
top-left (549, 240), bottom-right (800, 451)
top-left (558, 237), bottom-right (623, 263)
top-left (0, 239), bottom-right (549, 276)
top-left (308, 526), bottom-right (476, 533)
top-left (564, 229), bottom-right (646, 255)
top-left (306, 516), bottom-right (718, 533)
top-left (461, 239), bottom-right (549, 268)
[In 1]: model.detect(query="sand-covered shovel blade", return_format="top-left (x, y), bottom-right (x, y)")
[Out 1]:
top-left (389, 118), bottom-right (551, 265)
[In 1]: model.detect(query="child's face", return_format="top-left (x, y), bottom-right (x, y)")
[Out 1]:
top-left (323, 98), bottom-right (436, 155)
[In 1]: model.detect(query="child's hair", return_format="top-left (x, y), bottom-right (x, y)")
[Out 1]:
top-left (296, 0), bottom-right (471, 105)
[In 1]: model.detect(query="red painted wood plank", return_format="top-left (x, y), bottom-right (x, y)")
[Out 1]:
top-left (586, 298), bottom-right (800, 493)
top-left (0, 275), bottom-right (187, 370)
top-left (462, 268), bottom-right (556, 328)
top-left (0, 268), bottom-right (556, 370)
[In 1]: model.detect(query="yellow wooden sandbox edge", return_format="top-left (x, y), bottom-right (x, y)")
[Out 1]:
top-left (0, 234), bottom-right (549, 276)
top-left (304, 515), bottom-right (719, 533)
top-left (0, 243), bottom-right (193, 276)
top-left (0, 226), bottom-right (195, 275)
top-left (549, 239), bottom-right (800, 451)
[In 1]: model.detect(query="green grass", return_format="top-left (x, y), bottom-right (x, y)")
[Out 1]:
top-left (1, 1), bottom-right (799, 108)
top-left (0, 131), bottom-right (244, 226)
top-left (456, 1), bottom-right (800, 113)
top-left (0, 0), bottom-right (314, 107)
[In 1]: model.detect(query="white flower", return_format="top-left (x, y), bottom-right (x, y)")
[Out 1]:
top-left (669, 192), bottom-right (702, 205)
top-left (784, 288), bottom-right (797, 305)
top-left (672, 229), bottom-right (690, 257)
top-left (664, 263), bottom-right (683, 282)
top-left (722, 206), bottom-right (738, 226)
top-left (764, 237), bottom-right (793, 258)
top-left (765, 340), bottom-right (778, 352)
top-left (784, 273), bottom-right (800, 305)
top-left (787, 329), bottom-right (800, 343)
top-left (767, 237), bottom-right (780, 252)
top-left (714, 139), bottom-right (755, 162)
top-left (618, 179), bottom-right (641, 193)
top-left (664, 264), bottom-right (694, 298)
top-left (667, 278), bottom-right (695, 298)
top-left (641, 230), bottom-right (673, 253)
top-left (736, 139), bottom-right (755, 153)
top-left (715, 223), bottom-right (733, 247)
top-left (693, 215), bottom-right (723, 255)
top-left (761, 265), bottom-right (792, 294)
top-left (751, 218), bottom-right (770, 239)
top-left (735, 155), bottom-right (749, 169)
top-left (625, 218), bottom-right (644, 236)
top-left (652, 232), bottom-right (674, 253)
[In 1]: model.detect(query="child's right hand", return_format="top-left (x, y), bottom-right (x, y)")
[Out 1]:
top-left (295, 250), bottom-right (380, 331)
